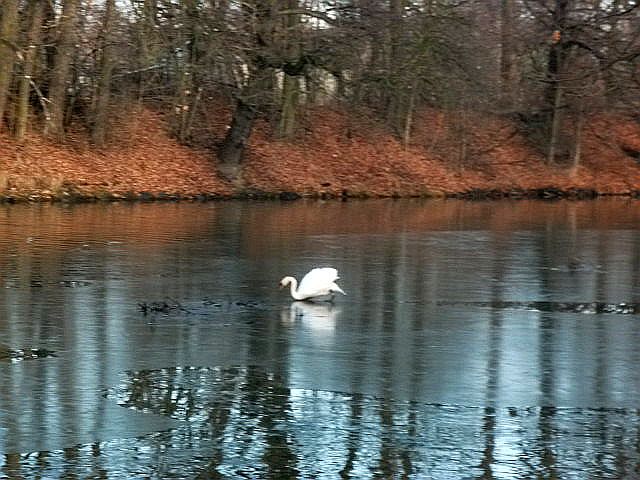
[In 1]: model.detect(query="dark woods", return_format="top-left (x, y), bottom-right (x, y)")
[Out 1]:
top-left (0, 0), bottom-right (638, 175)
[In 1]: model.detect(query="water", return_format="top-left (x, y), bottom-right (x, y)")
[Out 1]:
top-left (1, 199), bottom-right (640, 478)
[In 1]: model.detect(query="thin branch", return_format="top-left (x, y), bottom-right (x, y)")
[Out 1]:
top-left (277, 8), bottom-right (338, 26)
top-left (28, 77), bottom-right (51, 122)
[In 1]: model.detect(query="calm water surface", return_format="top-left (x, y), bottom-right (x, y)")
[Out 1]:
top-left (1, 199), bottom-right (640, 479)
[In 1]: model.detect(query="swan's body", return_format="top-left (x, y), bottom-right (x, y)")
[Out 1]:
top-left (279, 267), bottom-right (346, 301)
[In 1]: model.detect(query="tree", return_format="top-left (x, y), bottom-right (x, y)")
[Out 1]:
top-left (0, 0), bottom-right (636, 180)
top-left (15, 0), bottom-right (45, 141)
top-left (92, 0), bottom-right (116, 145)
top-left (278, 0), bottom-right (302, 139)
top-left (47, 0), bottom-right (81, 139)
top-left (217, 0), bottom-right (289, 177)
top-left (545, 0), bottom-right (569, 164)
top-left (521, 0), bottom-right (640, 164)
top-left (0, 0), bottom-right (20, 131)
top-left (500, 0), bottom-right (517, 110)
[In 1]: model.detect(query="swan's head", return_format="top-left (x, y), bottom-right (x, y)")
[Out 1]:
top-left (279, 276), bottom-right (296, 289)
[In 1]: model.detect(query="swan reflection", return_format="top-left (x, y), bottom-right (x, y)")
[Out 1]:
top-left (281, 301), bottom-right (341, 334)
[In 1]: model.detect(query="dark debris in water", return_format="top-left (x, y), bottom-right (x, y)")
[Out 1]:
top-left (138, 298), bottom-right (191, 315)
top-left (4, 279), bottom-right (92, 289)
top-left (202, 298), bottom-right (263, 309)
top-left (440, 301), bottom-right (640, 315)
top-left (138, 298), bottom-right (265, 316)
top-left (0, 344), bottom-right (57, 363)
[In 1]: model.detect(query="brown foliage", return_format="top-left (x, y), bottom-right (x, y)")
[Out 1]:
top-left (1, 105), bottom-right (640, 200)
top-left (0, 109), bottom-right (233, 198)
top-left (244, 106), bottom-right (640, 196)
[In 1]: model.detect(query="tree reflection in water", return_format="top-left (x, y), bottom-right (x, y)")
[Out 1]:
top-left (3, 200), bottom-right (640, 478)
top-left (2, 365), bottom-right (640, 478)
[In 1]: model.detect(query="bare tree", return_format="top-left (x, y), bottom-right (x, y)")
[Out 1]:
top-left (500, 0), bottom-right (517, 109)
top-left (47, 0), bottom-right (80, 139)
top-left (92, 0), bottom-right (116, 145)
top-left (278, 0), bottom-right (302, 139)
top-left (15, 0), bottom-right (45, 141)
top-left (0, 0), bottom-right (20, 131)
top-left (0, 0), bottom-right (636, 180)
top-left (520, 0), bottom-right (640, 164)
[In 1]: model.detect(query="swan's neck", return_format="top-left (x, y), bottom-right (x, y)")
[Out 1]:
top-left (288, 277), bottom-right (305, 300)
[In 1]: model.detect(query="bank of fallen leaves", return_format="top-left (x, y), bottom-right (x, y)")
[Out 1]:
top-left (0, 105), bottom-right (639, 200)
top-left (244, 107), bottom-right (640, 197)
top-left (0, 110), bottom-right (232, 199)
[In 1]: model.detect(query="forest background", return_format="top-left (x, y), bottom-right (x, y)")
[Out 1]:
top-left (0, 0), bottom-right (639, 200)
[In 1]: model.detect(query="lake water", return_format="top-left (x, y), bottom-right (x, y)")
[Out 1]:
top-left (1, 199), bottom-right (640, 479)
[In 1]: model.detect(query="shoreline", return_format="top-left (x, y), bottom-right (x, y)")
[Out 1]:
top-left (1, 186), bottom-right (639, 204)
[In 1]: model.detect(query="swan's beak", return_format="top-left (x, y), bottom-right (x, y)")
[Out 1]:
top-left (278, 283), bottom-right (284, 289)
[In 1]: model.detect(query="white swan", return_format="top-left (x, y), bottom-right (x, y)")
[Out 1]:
top-left (279, 267), bottom-right (346, 301)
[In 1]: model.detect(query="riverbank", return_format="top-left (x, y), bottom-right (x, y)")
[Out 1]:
top-left (1, 106), bottom-right (639, 202)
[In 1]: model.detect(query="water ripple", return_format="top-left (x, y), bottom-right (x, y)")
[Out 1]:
top-left (3, 367), bottom-right (640, 478)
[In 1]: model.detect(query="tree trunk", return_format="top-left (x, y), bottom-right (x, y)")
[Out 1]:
top-left (571, 100), bottom-right (584, 172)
top-left (386, 0), bottom-right (404, 134)
top-left (545, 0), bottom-right (569, 164)
top-left (547, 83), bottom-right (563, 164)
top-left (133, 0), bottom-right (158, 101)
top-left (41, 0), bottom-right (57, 99)
top-left (174, 69), bottom-right (193, 142)
top-left (545, 0), bottom-right (568, 111)
top-left (183, 86), bottom-right (202, 140)
top-left (172, 0), bottom-right (201, 142)
top-left (279, 74), bottom-right (299, 138)
top-left (402, 79), bottom-right (417, 149)
top-left (92, 0), bottom-right (116, 145)
top-left (217, 96), bottom-right (257, 180)
top-left (278, 0), bottom-right (301, 139)
top-left (0, 0), bottom-right (20, 131)
top-left (499, 0), bottom-right (516, 109)
top-left (47, 0), bottom-right (80, 140)
top-left (16, 0), bottom-right (45, 141)
top-left (217, 0), bottom-right (276, 180)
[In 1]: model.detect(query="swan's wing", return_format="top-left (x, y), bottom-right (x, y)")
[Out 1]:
top-left (297, 267), bottom-right (339, 298)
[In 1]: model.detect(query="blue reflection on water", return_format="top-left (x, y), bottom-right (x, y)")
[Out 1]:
top-left (51, 366), bottom-right (635, 479)
top-left (3, 200), bottom-right (640, 478)
top-left (3, 365), bottom-right (639, 478)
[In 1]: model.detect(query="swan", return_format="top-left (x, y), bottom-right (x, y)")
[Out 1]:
top-left (279, 267), bottom-right (346, 301)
